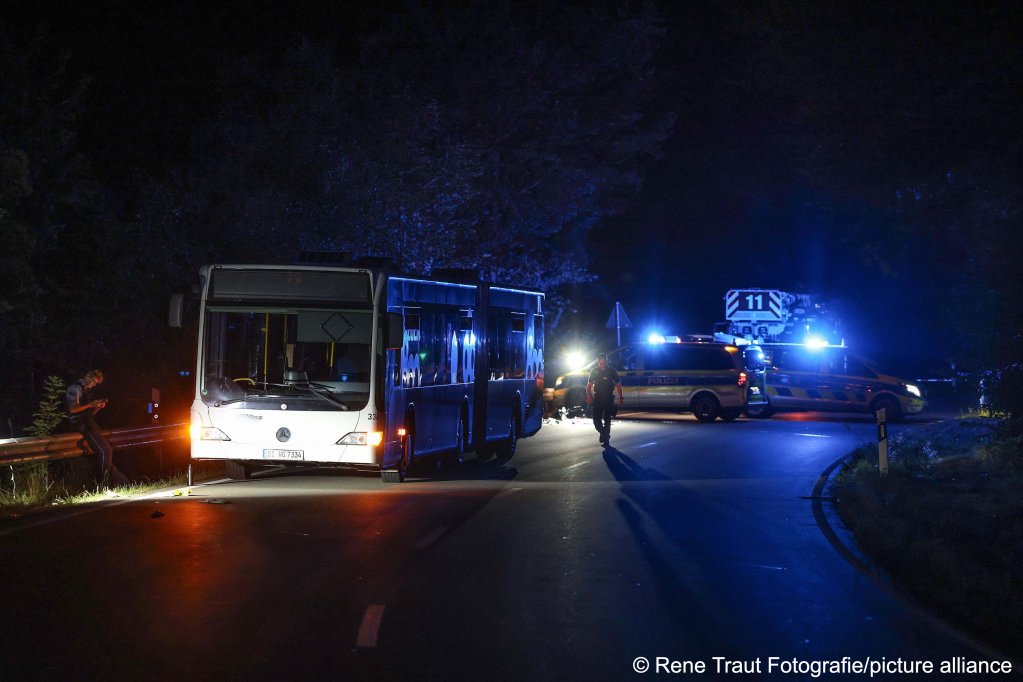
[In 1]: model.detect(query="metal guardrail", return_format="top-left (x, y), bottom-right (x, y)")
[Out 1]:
top-left (0, 424), bottom-right (188, 467)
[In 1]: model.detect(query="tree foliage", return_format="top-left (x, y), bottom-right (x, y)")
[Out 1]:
top-left (0, 1), bottom-right (674, 432)
top-left (155, 2), bottom-right (673, 326)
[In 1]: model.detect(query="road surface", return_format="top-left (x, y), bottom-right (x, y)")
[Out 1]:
top-left (0, 412), bottom-right (1011, 680)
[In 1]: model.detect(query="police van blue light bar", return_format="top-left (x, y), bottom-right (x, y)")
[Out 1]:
top-left (804, 335), bottom-right (829, 350)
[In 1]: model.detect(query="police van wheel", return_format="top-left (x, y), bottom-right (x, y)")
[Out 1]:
top-left (720, 408), bottom-right (742, 421)
top-left (692, 394), bottom-right (720, 422)
top-left (744, 403), bottom-right (774, 418)
top-left (872, 396), bottom-right (903, 422)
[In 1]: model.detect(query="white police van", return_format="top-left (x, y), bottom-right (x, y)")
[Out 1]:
top-left (550, 341), bottom-right (767, 422)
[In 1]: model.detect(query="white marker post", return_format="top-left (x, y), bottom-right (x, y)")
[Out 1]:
top-left (877, 407), bottom-right (888, 477)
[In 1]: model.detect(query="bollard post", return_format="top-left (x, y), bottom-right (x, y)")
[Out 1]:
top-left (187, 462), bottom-right (193, 486)
top-left (877, 407), bottom-right (888, 477)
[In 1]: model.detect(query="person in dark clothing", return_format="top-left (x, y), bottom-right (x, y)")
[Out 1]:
top-left (65, 369), bottom-right (128, 486)
top-left (586, 352), bottom-right (624, 446)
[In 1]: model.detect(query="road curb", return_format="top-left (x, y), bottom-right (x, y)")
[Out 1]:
top-left (811, 449), bottom-right (1015, 663)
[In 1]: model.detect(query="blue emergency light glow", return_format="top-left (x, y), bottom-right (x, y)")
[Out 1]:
top-left (647, 333), bottom-right (665, 344)
top-left (804, 335), bottom-right (829, 350)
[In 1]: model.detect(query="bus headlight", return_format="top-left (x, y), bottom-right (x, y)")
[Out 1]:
top-left (338, 431), bottom-right (384, 446)
top-left (904, 383), bottom-right (922, 398)
top-left (193, 426), bottom-right (231, 441)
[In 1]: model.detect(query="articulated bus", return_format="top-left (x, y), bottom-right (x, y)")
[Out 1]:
top-left (169, 264), bottom-right (545, 482)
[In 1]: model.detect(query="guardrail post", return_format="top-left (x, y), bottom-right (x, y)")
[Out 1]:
top-left (877, 407), bottom-right (888, 477)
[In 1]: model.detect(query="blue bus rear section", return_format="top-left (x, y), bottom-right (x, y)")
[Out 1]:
top-left (382, 276), bottom-right (544, 470)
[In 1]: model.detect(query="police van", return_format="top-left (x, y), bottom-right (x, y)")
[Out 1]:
top-left (750, 344), bottom-right (926, 421)
top-left (550, 341), bottom-right (768, 422)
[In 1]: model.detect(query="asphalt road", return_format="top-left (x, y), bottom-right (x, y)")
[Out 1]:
top-left (0, 412), bottom-right (1011, 681)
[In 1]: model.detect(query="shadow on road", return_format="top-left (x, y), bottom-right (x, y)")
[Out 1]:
top-left (601, 443), bottom-right (765, 657)
top-left (601, 447), bottom-right (670, 481)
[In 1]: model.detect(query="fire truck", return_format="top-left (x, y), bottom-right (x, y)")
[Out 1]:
top-left (713, 289), bottom-right (842, 346)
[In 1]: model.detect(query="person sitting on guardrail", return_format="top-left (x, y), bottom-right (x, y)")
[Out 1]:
top-left (65, 369), bottom-right (128, 486)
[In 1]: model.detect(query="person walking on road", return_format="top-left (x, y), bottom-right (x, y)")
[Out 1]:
top-left (587, 352), bottom-right (624, 446)
top-left (65, 369), bottom-right (128, 486)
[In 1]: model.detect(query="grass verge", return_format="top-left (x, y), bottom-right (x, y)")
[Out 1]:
top-left (832, 418), bottom-right (1023, 656)
top-left (0, 459), bottom-right (226, 520)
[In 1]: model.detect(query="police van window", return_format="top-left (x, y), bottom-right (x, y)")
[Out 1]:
top-left (644, 346), bottom-right (680, 371)
top-left (695, 347), bottom-right (734, 370)
top-left (644, 346), bottom-right (732, 371)
top-left (772, 348), bottom-right (820, 373)
top-left (744, 347), bottom-right (766, 371)
top-left (831, 352), bottom-right (876, 378)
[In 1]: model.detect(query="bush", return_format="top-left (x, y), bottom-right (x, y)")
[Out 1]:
top-left (25, 375), bottom-right (67, 437)
top-left (977, 434), bottom-right (1023, 476)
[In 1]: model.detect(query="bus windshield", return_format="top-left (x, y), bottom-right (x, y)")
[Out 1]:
top-left (200, 308), bottom-right (373, 410)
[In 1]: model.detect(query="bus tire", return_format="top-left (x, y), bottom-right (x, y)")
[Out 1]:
top-left (871, 395), bottom-right (903, 423)
top-left (691, 393), bottom-right (720, 422)
top-left (225, 461), bottom-right (251, 480)
top-left (445, 415), bottom-right (467, 469)
top-left (497, 407), bottom-right (518, 458)
top-left (398, 431), bottom-right (415, 481)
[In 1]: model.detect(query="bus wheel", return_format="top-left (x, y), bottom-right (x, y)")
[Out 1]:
top-left (692, 394), bottom-right (720, 422)
top-left (445, 416), bottom-right (466, 469)
top-left (225, 461), bottom-right (251, 480)
top-left (383, 431), bottom-right (416, 483)
top-left (398, 432), bottom-right (415, 480)
top-left (720, 408), bottom-right (742, 421)
top-left (497, 409), bottom-right (518, 458)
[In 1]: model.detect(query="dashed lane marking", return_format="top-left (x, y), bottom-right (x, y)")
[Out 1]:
top-left (355, 605), bottom-right (386, 648)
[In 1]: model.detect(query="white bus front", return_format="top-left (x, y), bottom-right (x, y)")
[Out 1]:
top-left (189, 266), bottom-right (383, 477)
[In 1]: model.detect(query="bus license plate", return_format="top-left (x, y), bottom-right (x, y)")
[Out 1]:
top-left (262, 449), bottom-right (304, 460)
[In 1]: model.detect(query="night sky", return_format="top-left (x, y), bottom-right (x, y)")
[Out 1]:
top-left (5, 0), bottom-right (1021, 376)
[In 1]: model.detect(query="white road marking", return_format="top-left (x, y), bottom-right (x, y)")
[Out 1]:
top-left (565, 460), bottom-right (589, 470)
top-left (636, 441), bottom-right (658, 448)
top-left (795, 433), bottom-right (831, 438)
top-left (414, 526), bottom-right (449, 549)
top-left (356, 605), bottom-right (386, 648)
